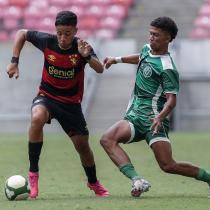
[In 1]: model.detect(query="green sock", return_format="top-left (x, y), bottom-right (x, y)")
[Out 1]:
top-left (119, 163), bottom-right (140, 180)
top-left (196, 168), bottom-right (210, 182)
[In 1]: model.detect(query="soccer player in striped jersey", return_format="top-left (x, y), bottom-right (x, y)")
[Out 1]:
top-left (101, 16), bottom-right (210, 198)
top-left (7, 10), bottom-right (110, 198)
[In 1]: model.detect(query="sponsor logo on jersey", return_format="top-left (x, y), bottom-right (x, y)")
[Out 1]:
top-left (48, 65), bottom-right (75, 79)
top-left (48, 55), bottom-right (56, 62)
top-left (143, 66), bottom-right (152, 78)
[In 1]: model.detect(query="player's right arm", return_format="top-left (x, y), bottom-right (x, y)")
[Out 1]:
top-left (104, 54), bottom-right (139, 69)
top-left (7, 29), bottom-right (28, 79)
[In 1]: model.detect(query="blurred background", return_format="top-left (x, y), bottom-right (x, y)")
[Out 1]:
top-left (0, 0), bottom-right (210, 134)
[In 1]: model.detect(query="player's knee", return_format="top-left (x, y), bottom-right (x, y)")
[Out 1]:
top-left (159, 161), bottom-right (176, 173)
top-left (76, 142), bottom-right (90, 155)
top-left (31, 113), bottom-right (45, 128)
top-left (100, 134), bottom-right (113, 149)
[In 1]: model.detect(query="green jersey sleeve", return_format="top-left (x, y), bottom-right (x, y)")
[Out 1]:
top-left (161, 69), bottom-right (179, 94)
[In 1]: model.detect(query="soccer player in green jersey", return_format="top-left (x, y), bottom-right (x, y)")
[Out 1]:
top-left (101, 16), bottom-right (210, 197)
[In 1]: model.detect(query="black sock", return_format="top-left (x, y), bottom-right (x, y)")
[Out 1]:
top-left (28, 142), bottom-right (43, 172)
top-left (83, 165), bottom-right (97, 184)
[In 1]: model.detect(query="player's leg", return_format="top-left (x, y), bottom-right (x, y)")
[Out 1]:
top-left (100, 120), bottom-right (132, 166)
top-left (70, 134), bottom-right (110, 197)
top-left (28, 98), bottom-right (50, 199)
top-left (58, 103), bottom-right (109, 197)
top-left (70, 134), bottom-right (95, 178)
top-left (151, 141), bottom-right (199, 176)
top-left (151, 140), bottom-right (210, 196)
top-left (100, 120), bottom-right (150, 197)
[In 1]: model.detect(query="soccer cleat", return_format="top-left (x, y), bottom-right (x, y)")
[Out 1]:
top-left (208, 183), bottom-right (210, 198)
top-left (28, 172), bottom-right (39, 199)
top-left (87, 180), bottom-right (110, 197)
top-left (131, 178), bottom-right (151, 197)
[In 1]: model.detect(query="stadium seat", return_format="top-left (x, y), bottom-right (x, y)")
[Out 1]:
top-left (74, 0), bottom-right (89, 7)
top-left (85, 5), bottom-right (107, 19)
top-left (24, 6), bottom-right (45, 19)
top-left (111, 0), bottom-right (133, 6)
top-left (24, 18), bottom-right (37, 29)
top-left (90, 0), bottom-right (112, 6)
top-left (0, 7), bottom-right (6, 18)
top-left (45, 6), bottom-right (61, 19)
top-left (49, 0), bottom-right (70, 8)
top-left (189, 27), bottom-right (210, 39)
top-left (79, 17), bottom-right (100, 30)
top-left (30, 0), bottom-right (48, 9)
top-left (3, 18), bottom-right (19, 30)
top-left (194, 16), bottom-right (210, 28)
top-left (199, 4), bottom-right (210, 16)
top-left (94, 28), bottom-right (116, 39)
top-left (0, 0), bottom-right (8, 7)
top-left (105, 4), bottom-right (128, 19)
top-left (35, 17), bottom-right (55, 32)
top-left (100, 17), bottom-right (122, 30)
top-left (77, 29), bottom-right (93, 39)
top-left (68, 5), bottom-right (85, 19)
top-left (8, 0), bottom-right (28, 7)
top-left (3, 6), bottom-right (23, 19)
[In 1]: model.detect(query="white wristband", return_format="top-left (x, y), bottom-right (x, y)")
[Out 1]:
top-left (115, 56), bottom-right (123, 63)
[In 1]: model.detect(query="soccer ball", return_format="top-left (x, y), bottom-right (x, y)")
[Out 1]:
top-left (5, 175), bottom-right (30, 201)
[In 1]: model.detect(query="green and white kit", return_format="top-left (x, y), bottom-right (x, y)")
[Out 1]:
top-left (124, 44), bottom-right (179, 146)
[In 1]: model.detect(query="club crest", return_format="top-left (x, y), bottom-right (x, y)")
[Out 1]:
top-left (143, 66), bottom-right (152, 78)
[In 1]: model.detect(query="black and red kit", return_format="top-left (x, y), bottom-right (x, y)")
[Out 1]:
top-left (26, 31), bottom-right (96, 104)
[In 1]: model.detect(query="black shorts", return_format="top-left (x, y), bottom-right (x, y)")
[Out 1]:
top-left (31, 95), bottom-right (89, 136)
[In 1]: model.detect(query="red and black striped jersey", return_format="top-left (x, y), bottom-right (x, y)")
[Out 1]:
top-left (26, 31), bottom-right (96, 104)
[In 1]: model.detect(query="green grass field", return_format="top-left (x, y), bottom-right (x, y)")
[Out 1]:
top-left (0, 132), bottom-right (210, 210)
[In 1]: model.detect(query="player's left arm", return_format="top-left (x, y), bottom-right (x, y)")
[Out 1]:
top-left (150, 68), bottom-right (179, 134)
top-left (78, 39), bottom-right (103, 73)
top-left (150, 93), bottom-right (176, 134)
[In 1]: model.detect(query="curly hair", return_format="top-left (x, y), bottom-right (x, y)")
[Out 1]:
top-left (55, 11), bottom-right (77, 26)
top-left (150, 17), bottom-right (178, 42)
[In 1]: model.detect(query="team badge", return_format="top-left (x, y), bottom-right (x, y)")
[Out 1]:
top-left (69, 54), bottom-right (78, 66)
top-left (143, 66), bottom-right (152, 78)
top-left (48, 55), bottom-right (56, 62)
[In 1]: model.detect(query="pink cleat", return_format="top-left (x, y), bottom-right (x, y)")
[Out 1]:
top-left (87, 180), bottom-right (110, 197)
top-left (28, 172), bottom-right (39, 199)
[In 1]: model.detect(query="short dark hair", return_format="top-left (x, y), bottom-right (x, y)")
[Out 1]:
top-left (55, 11), bottom-right (77, 26)
top-left (150, 17), bottom-right (178, 41)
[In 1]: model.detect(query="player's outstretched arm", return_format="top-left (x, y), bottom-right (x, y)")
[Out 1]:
top-left (104, 54), bottom-right (140, 69)
top-left (6, 29), bottom-right (28, 79)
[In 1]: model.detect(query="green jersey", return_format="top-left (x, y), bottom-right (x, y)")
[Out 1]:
top-left (125, 44), bottom-right (179, 130)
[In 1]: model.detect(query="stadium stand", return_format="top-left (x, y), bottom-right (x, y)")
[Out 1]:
top-left (119, 0), bottom-right (204, 46)
top-left (0, 0), bottom-right (134, 41)
top-left (190, 0), bottom-right (210, 39)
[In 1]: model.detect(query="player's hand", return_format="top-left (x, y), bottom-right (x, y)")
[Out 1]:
top-left (150, 116), bottom-right (162, 135)
top-left (78, 39), bottom-right (92, 58)
top-left (6, 63), bottom-right (19, 79)
top-left (103, 57), bottom-right (117, 69)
